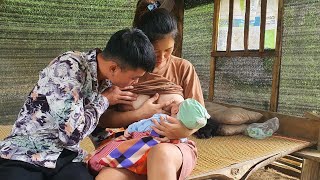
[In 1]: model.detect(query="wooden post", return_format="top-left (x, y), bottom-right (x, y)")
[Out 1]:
top-left (226, 0), bottom-right (234, 53)
top-left (209, 0), bottom-right (220, 101)
top-left (269, 0), bottom-right (284, 112)
top-left (172, 0), bottom-right (184, 58)
top-left (244, 0), bottom-right (250, 53)
top-left (300, 118), bottom-right (320, 179)
top-left (301, 159), bottom-right (320, 180)
top-left (318, 127), bottom-right (320, 151)
top-left (259, 0), bottom-right (267, 53)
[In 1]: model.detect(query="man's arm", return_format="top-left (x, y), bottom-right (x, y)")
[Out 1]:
top-left (40, 57), bottom-right (109, 146)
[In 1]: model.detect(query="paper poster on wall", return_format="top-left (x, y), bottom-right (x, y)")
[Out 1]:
top-left (217, 0), bottom-right (229, 51)
top-left (231, 0), bottom-right (245, 50)
top-left (249, 0), bottom-right (278, 50)
top-left (217, 0), bottom-right (278, 51)
top-left (264, 0), bottom-right (278, 49)
top-left (248, 0), bottom-right (261, 50)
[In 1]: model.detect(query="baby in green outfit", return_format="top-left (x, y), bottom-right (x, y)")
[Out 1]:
top-left (125, 97), bottom-right (210, 141)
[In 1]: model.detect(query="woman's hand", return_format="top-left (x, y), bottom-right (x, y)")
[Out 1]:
top-left (136, 93), bottom-right (174, 119)
top-left (151, 115), bottom-right (197, 142)
top-left (101, 86), bottom-right (138, 106)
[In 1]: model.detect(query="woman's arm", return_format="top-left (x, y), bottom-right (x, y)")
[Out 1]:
top-left (181, 61), bottom-right (205, 106)
top-left (98, 93), bottom-right (174, 128)
top-left (151, 115), bottom-right (197, 140)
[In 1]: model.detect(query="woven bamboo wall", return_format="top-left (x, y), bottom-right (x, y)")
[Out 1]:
top-left (0, 0), bottom-right (136, 125)
top-left (0, 0), bottom-right (318, 125)
top-left (182, 3), bottom-right (213, 100)
top-left (278, 0), bottom-right (320, 115)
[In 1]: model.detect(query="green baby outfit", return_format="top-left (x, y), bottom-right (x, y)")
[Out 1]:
top-left (177, 98), bottom-right (210, 129)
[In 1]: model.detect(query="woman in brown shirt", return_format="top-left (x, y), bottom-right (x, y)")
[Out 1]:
top-left (96, 2), bottom-right (205, 180)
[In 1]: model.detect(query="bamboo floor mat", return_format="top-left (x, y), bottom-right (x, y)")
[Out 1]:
top-left (0, 125), bottom-right (311, 179)
top-left (188, 135), bottom-right (311, 178)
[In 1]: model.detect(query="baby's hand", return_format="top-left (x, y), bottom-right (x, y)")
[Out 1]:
top-left (124, 129), bottom-right (131, 138)
top-left (161, 108), bottom-right (171, 115)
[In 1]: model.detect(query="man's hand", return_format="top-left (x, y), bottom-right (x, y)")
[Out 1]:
top-left (151, 115), bottom-right (197, 141)
top-left (101, 86), bottom-right (138, 106)
top-left (136, 93), bottom-right (174, 119)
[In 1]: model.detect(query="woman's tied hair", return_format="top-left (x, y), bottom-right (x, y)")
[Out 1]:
top-left (133, 0), bottom-right (158, 27)
top-left (147, 1), bottom-right (161, 11)
top-left (135, 8), bottom-right (178, 43)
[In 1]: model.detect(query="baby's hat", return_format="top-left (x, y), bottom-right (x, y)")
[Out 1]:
top-left (177, 98), bottom-right (210, 129)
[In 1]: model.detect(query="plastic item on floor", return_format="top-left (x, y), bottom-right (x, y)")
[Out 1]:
top-left (245, 117), bottom-right (280, 139)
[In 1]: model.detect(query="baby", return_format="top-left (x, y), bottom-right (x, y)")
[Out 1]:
top-left (125, 96), bottom-right (210, 141)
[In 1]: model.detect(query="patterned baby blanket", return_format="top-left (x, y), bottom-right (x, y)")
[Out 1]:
top-left (86, 130), bottom-right (162, 175)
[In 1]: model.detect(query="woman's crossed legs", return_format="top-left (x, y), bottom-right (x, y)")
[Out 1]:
top-left (95, 143), bottom-right (186, 180)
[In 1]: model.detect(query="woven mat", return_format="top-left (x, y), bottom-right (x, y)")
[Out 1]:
top-left (0, 125), bottom-right (310, 178)
top-left (0, 125), bottom-right (12, 140)
top-left (188, 135), bottom-right (310, 178)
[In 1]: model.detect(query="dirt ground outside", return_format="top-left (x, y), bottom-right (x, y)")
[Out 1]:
top-left (204, 168), bottom-right (299, 180)
top-left (248, 168), bottom-right (299, 180)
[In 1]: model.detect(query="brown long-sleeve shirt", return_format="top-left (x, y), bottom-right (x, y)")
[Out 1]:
top-left (134, 55), bottom-right (204, 106)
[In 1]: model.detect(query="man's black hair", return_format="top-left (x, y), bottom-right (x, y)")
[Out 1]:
top-left (102, 28), bottom-right (155, 72)
top-left (136, 8), bottom-right (178, 43)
